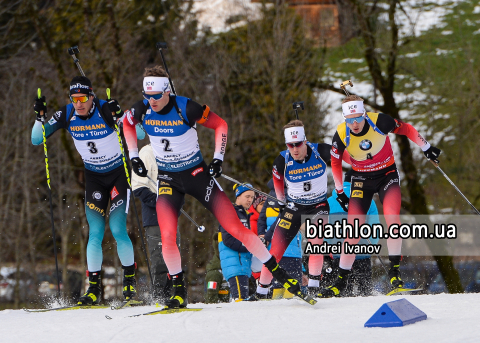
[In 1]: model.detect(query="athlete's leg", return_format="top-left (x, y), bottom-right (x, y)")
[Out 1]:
top-left (258, 207), bottom-right (302, 286)
top-left (187, 166), bottom-right (272, 263)
top-left (156, 183), bottom-right (185, 276)
top-left (306, 203), bottom-right (330, 285)
top-left (108, 169), bottom-right (134, 267)
top-left (339, 178), bottom-right (375, 271)
top-left (84, 171), bottom-right (110, 272)
top-left (379, 170), bottom-right (402, 255)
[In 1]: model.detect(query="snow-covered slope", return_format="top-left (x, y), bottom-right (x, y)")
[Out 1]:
top-left (1, 293), bottom-right (479, 342)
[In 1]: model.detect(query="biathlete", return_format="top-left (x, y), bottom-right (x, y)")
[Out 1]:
top-left (318, 94), bottom-right (441, 297)
top-left (122, 65), bottom-right (303, 308)
top-left (253, 120), bottom-right (337, 299)
top-left (31, 76), bottom-right (143, 305)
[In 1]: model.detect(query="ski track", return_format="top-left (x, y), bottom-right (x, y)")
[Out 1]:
top-left (1, 293), bottom-right (479, 342)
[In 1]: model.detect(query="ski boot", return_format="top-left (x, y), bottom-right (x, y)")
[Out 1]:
top-left (78, 271), bottom-right (101, 305)
top-left (247, 282), bottom-right (272, 301)
top-left (317, 268), bottom-right (351, 298)
top-left (388, 255), bottom-right (404, 289)
top-left (307, 273), bottom-right (322, 297)
top-left (264, 256), bottom-right (301, 295)
top-left (123, 264), bottom-right (137, 301)
top-left (165, 271), bottom-right (187, 308)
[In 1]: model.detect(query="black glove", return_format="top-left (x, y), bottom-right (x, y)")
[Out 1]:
top-left (208, 158), bottom-right (223, 178)
top-left (424, 146), bottom-right (441, 163)
top-left (107, 99), bottom-right (123, 116)
top-left (336, 191), bottom-right (349, 212)
top-left (34, 96), bottom-right (47, 123)
top-left (131, 157), bottom-right (148, 177)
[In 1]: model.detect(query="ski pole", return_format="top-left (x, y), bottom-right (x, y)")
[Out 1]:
top-left (38, 88), bottom-right (61, 297)
top-left (156, 42), bottom-right (176, 95)
top-left (67, 47), bottom-right (154, 289)
top-left (429, 160), bottom-right (480, 215)
top-left (145, 175), bottom-right (205, 232)
top-left (221, 174), bottom-right (284, 204)
top-left (293, 102), bottom-right (304, 120)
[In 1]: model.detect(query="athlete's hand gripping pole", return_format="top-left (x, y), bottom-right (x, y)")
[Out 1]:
top-left (221, 174), bottom-right (285, 205)
top-left (37, 88), bottom-right (61, 297)
top-left (429, 160), bottom-right (480, 215)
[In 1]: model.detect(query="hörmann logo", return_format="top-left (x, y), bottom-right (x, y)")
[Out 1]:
top-left (288, 164), bottom-right (323, 175)
top-left (145, 119), bottom-right (183, 126)
top-left (71, 124), bottom-right (106, 131)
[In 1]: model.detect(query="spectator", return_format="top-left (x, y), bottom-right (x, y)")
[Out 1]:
top-left (257, 179), bottom-right (303, 299)
top-left (249, 193), bottom-right (267, 236)
top-left (131, 144), bottom-right (181, 303)
top-left (204, 232), bottom-right (230, 303)
top-left (218, 184), bottom-right (255, 301)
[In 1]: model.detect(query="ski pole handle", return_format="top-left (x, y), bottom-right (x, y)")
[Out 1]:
top-left (37, 88), bottom-right (44, 117)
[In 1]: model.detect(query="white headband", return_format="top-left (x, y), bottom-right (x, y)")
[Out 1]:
top-left (342, 101), bottom-right (365, 117)
top-left (284, 126), bottom-right (306, 143)
top-left (143, 77), bottom-right (171, 93)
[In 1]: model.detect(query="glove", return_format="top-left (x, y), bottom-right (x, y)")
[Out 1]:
top-left (336, 190), bottom-right (349, 212)
top-left (208, 158), bottom-right (223, 178)
top-left (107, 99), bottom-right (124, 118)
top-left (131, 157), bottom-right (148, 177)
top-left (34, 96), bottom-right (47, 123)
top-left (424, 146), bottom-right (441, 163)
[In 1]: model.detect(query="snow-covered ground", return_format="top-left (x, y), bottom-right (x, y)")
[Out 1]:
top-left (1, 293), bottom-right (479, 342)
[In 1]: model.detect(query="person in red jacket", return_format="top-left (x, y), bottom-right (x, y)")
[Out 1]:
top-left (249, 193), bottom-right (266, 236)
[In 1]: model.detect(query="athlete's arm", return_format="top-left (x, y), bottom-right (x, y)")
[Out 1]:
top-left (317, 143), bottom-right (332, 163)
top-left (272, 155), bottom-right (286, 202)
top-left (376, 113), bottom-right (430, 150)
top-left (31, 106), bottom-right (68, 145)
top-left (330, 132), bottom-right (346, 191)
top-left (187, 100), bottom-right (228, 161)
top-left (123, 101), bottom-right (146, 158)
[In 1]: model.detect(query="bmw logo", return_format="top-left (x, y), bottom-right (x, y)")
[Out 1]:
top-left (93, 191), bottom-right (102, 200)
top-left (359, 139), bottom-right (372, 151)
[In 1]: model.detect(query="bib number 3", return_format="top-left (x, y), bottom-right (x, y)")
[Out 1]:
top-left (87, 141), bottom-right (98, 154)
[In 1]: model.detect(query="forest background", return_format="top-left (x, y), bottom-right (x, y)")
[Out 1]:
top-left (1, 0), bottom-right (479, 308)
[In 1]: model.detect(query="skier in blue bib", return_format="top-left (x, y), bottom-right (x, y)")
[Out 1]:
top-left (31, 76), bottom-right (141, 305)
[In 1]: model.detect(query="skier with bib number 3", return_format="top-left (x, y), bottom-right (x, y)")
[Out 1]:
top-left (318, 94), bottom-right (441, 298)
top-left (31, 76), bottom-right (144, 305)
top-left (122, 65), bottom-right (309, 308)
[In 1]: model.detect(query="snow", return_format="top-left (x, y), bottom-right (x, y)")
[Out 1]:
top-left (1, 293), bottom-right (479, 342)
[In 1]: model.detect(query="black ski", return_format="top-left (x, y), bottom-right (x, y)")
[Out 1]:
top-left (111, 299), bottom-right (144, 310)
top-left (24, 304), bottom-right (110, 313)
top-left (105, 307), bottom-right (202, 319)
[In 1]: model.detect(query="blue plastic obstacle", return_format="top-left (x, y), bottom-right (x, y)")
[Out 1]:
top-left (365, 298), bottom-right (427, 328)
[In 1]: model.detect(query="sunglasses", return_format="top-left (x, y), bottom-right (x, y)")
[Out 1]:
top-left (345, 116), bottom-right (365, 124)
top-left (142, 91), bottom-right (165, 101)
top-left (286, 141), bottom-right (305, 149)
top-left (70, 95), bottom-right (90, 103)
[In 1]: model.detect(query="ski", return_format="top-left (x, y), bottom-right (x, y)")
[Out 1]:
top-left (105, 307), bottom-right (202, 319)
top-left (24, 304), bottom-right (110, 313)
top-left (111, 299), bottom-right (144, 310)
top-left (386, 288), bottom-right (423, 296)
top-left (294, 290), bottom-right (317, 305)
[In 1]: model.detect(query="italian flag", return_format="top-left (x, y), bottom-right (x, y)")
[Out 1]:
top-left (207, 281), bottom-right (217, 290)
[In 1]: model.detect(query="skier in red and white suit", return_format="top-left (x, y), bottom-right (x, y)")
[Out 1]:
top-left (123, 66), bottom-right (304, 307)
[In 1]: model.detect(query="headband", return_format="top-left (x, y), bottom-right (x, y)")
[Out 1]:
top-left (284, 126), bottom-right (306, 143)
top-left (143, 77), bottom-right (171, 93)
top-left (342, 101), bottom-right (365, 117)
